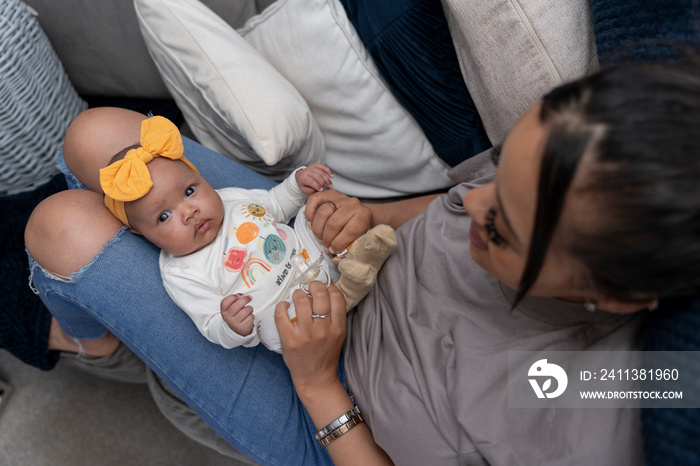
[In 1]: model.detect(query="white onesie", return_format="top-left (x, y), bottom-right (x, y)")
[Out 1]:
top-left (159, 171), bottom-right (335, 349)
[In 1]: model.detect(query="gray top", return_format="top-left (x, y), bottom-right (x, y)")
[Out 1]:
top-left (344, 179), bottom-right (643, 465)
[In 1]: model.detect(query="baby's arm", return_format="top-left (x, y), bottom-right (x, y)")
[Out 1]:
top-left (220, 294), bottom-right (254, 337)
top-left (263, 166), bottom-right (328, 222)
top-left (161, 264), bottom-right (259, 348)
top-left (232, 164), bottom-right (330, 224)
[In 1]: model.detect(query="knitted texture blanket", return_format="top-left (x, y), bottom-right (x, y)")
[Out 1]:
top-left (0, 174), bottom-right (66, 370)
top-left (592, 0), bottom-right (700, 64)
top-left (591, 0), bottom-right (700, 463)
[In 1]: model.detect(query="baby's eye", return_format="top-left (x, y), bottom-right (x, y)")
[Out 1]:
top-left (158, 211), bottom-right (171, 223)
top-left (185, 186), bottom-right (195, 197)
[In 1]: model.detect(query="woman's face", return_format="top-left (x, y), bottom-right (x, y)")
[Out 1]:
top-left (463, 103), bottom-right (585, 300)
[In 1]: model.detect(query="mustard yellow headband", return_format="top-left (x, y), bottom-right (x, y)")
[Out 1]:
top-left (99, 116), bottom-right (199, 227)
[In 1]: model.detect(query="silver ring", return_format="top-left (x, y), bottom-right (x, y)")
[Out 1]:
top-left (311, 313), bottom-right (331, 319)
top-left (334, 247), bottom-right (349, 259)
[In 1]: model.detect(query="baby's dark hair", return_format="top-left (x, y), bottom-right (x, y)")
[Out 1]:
top-left (109, 144), bottom-right (141, 165)
top-left (515, 59), bottom-right (700, 305)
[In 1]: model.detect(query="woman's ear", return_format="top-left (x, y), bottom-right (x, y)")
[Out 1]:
top-left (596, 296), bottom-right (659, 314)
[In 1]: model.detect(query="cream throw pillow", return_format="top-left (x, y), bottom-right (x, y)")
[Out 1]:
top-left (134, 0), bottom-right (325, 180)
top-left (136, 0), bottom-right (453, 197)
top-left (442, 0), bottom-right (598, 144)
top-left (240, 0), bottom-right (453, 198)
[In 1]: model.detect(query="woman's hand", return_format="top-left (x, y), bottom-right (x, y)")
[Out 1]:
top-left (275, 281), bottom-right (346, 394)
top-left (304, 190), bottom-right (373, 254)
top-left (275, 283), bottom-right (393, 465)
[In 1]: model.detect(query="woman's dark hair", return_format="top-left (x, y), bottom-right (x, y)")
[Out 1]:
top-left (514, 59), bottom-right (700, 305)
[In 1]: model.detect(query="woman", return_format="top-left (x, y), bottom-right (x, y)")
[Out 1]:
top-left (26, 61), bottom-right (700, 464)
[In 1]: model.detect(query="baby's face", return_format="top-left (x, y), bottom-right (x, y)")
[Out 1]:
top-left (125, 158), bottom-right (224, 256)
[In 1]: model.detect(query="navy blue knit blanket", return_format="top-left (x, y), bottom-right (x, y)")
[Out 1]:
top-left (591, 0), bottom-right (700, 464)
top-left (0, 174), bottom-right (66, 370)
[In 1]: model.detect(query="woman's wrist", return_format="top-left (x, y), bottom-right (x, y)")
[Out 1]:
top-left (366, 193), bottom-right (440, 230)
top-left (315, 405), bottom-right (363, 446)
top-left (293, 376), bottom-right (355, 430)
top-left (295, 376), bottom-right (394, 464)
top-left (293, 374), bottom-right (344, 405)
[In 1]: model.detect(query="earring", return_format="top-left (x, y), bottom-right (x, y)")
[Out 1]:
top-left (584, 301), bottom-right (597, 313)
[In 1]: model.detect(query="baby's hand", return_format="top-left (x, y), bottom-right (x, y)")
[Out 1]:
top-left (220, 294), bottom-right (254, 336)
top-left (296, 163), bottom-right (334, 194)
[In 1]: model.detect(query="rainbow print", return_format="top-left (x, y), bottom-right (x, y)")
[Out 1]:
top-left (242, 258), bottom-right (271, 288)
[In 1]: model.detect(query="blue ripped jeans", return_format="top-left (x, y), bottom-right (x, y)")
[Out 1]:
top-left (27, 138), bottom-right (336, 465)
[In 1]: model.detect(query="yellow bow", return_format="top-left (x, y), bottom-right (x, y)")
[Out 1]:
top-left (100, 116), bottom-right (199, 227)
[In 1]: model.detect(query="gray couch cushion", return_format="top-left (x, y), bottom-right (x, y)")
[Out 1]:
top-left (24, 0), bottom-right (275, 98)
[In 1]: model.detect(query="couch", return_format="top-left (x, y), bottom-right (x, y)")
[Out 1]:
top-left (2, 0), bottom-right (700, 464)
top-left (21, 0), bottom-right (600, 199)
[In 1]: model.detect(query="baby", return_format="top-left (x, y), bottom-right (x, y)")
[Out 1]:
top-left (99, 116), bottom-right (396, 352)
